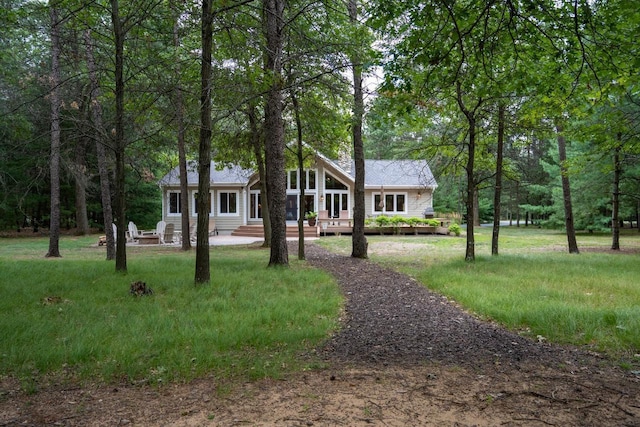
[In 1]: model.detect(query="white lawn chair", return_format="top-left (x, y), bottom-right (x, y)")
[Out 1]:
top-left (162, 223), bottom-right (175, 244)
top-left (155, 220), bottom-right (167, 243)
top-left (127, 221), bottom-right (142, 242)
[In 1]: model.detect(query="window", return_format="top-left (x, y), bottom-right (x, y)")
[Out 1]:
top-left (288, 171), bottom-right (298, 190)
top-left (286, 170), bottom-right (317, 190)
top-left (308, 170), bottom-right (316, 190)
top-left (193, 192), bottom-right (212, 215)
top-left (325, 173), bottom-right (348, 190)
top-left (168, 192), bottom-right (181, 215)
top-left (374, 193), bottom-right (406, 214)
top-left (219, 191), bottom-right (238, 215)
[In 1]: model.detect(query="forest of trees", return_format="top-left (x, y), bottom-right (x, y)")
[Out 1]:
top-left (1, 1), bottom-right (638, 271)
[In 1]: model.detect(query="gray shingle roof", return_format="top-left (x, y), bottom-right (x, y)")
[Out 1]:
top-left (158, 161), bottom-right (253, 186)
top-left (352, 160), bottom-right (437, 188)
top-left (158, 159), bottom-right (437, 189)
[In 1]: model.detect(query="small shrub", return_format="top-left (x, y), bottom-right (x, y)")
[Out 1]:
top-left (405, 217), bottom-right (422, 227)
top-left (448, 223), bottom-right (462, 236)
top-left (389, 216), bottom-right (406, 227)
top-left (374, 215), bottom-right (391, 227)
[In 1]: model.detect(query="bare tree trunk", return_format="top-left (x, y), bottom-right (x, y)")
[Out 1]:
top-left (173, 13), bottom-right (191, 251)
top-left (555, 122), bottom-right (579, 254)
top-left (473, 188), bottom-right (480, 227)
top-left (465, 124), bottom-right (476, 262)
top-left (111, 0), bottom-right (128, 271)
top-left (292, 93), bottom-right (306, 260)
top-left (195, 0), bottom-right (213, 284)
top-left (349, 0), bottom-right (367, 259)
top-left (515, 181), bottom-right (521, 227)
top-left (74, 136), bottom-right (90, 235)
top-left (248, 105), bottom-right (271, 247)
top-left (84, 29), bottom-right (115, 260)
top-left (456, 82), bottom-right (477, 262)
top-left (491, 103), bottom-right (505, 256)
top-left (46, 4), bottom-right (62, 258)
top-left (263, 0), bottom-right (288, 267)
top-left (611, 139), bottom-right (621, 250)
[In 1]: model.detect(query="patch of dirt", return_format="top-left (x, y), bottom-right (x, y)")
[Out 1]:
top-left (1, 243), bottom-right (639, 426)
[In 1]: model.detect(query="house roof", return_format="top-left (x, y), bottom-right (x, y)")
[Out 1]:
top-left (158, 161), bottom-right (253, 186)
top-left (158, 158), bottom-right (437, 189)
top-left (356, 160), bottom-right (437, 189)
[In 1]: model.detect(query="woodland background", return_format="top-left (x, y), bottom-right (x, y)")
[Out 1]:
top-left (1, 0), bottom-right (638, 268)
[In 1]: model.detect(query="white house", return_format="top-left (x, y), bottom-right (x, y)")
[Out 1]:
top-left (158, 153), bottom-right (438, 235)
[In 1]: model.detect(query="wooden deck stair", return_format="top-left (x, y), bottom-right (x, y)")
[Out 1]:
top-left (232, 225), bottom-right (319, 238)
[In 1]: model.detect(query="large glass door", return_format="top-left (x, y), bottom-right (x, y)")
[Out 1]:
top-left (324, 172), bottom-right (349, 218)
top-left (249, 191), bottom-right (262, 219)
top-left (286, 194), bottom-right (298, 220)
top-left (325, 192), bottom-right (348, 218)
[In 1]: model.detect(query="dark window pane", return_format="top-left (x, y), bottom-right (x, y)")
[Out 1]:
top-left (325, 173), bottom-right (347, 190)
top-left (308, 170), bottom-right (316, 189)
top-left (229, 192), bottom-right (237, 213)
top-left (169, 193), bottom-right (181, 214)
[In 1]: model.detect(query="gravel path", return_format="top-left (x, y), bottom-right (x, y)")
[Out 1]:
top-left (302, 243), bottom-right (600, 369)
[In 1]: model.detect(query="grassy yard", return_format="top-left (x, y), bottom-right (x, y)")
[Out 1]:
top-left (318, 227), bottom-right (640, 364)
top-left (0, 236), bottom-right (341, 388)
top-left (2, 227), bottom-right (639, 389)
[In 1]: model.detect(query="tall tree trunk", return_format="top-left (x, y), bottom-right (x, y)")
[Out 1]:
top-left (491, 103), bottom-right (505, 256)
top-left (349, 0), bottom-right (367, 259)
top-left (456, 82), bottom-right (477, 262)
top-left (292, 93), bottom-right (306, 260)
top-left (174, 13), bottom-right (191, 251)
top-left (555, 122), bottom-right (579, 254)
top-left (74, 135), bottom-right (90, 235)
top-left (465, 123), bottom-right (476, 262)
top-left (85, 29), bottom-right (115, 260)
top-left (473, 188), bottom-right (480, 226)
top-left (515, 181), bottom-right (520, 227)
top-left (263, 0), bottom-right (288, 267)
top-left (248, 104), bottom-right (271, 247)
top-left (111, 0), bottom-right (128, 271)
top-left (46, 4), bottom-right (62, 258)
top-left (195, 0), bottom-right (213, 284)
top-left (611, 139), bottom-right (621, 250)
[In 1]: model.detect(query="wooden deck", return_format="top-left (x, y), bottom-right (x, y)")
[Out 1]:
top-left (232, 225), bottom-right (319, 238)
top-left (231, 224), bottom-right (450, 238)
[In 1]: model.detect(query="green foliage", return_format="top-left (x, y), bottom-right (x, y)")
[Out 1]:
top-left (372, 215), bottom-right (391, 227)
top-left (448, 223), bottom-right (462, 236)
top-left (404, 217), bottom-right (422, 227)
top-left (0, 236), bottom-right (341, 384)
top-left (389, 215), bottom-right (406, 227)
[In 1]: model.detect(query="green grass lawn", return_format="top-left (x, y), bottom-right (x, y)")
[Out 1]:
top-left (0, 235), bottom-right (341, 388)
top-left (2, 227), bottom-right (639, 389)
top-left (318, 227), bottom-right (640, 364)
